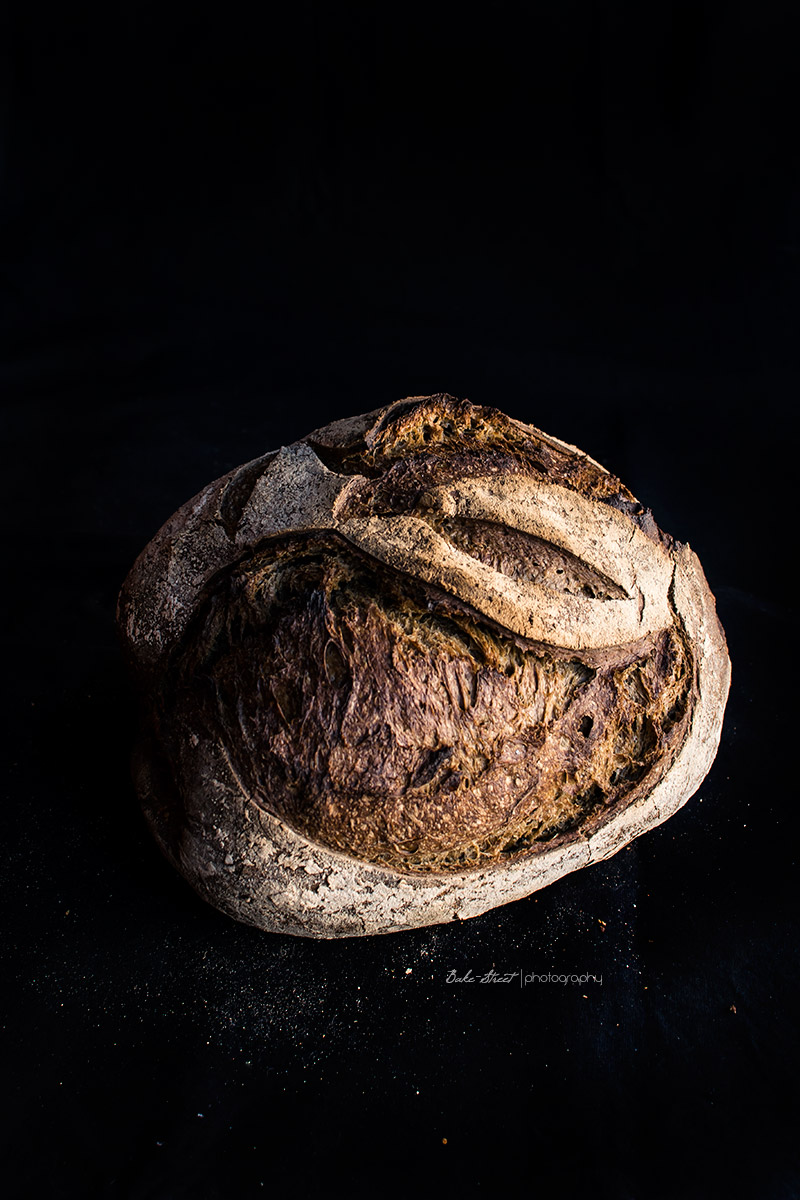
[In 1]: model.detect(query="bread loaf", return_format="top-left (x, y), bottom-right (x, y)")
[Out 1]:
top-left (117, 394), bottom-right (731, 937)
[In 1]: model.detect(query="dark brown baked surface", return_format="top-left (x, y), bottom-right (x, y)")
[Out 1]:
top-left (158, 538), bottom-right (691, 873)
top-left (143, 394), bottom-right (694, 873)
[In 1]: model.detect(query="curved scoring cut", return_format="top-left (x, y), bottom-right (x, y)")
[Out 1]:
top-left (236, 445), bottom-right (673, 651)
top-left (336, 472), bottom-right (675, 651)
top-left (434, 475), bottom-right (671, 600)
top-left (121, 440), bottom-right (674, 665)
top-left (337, 515), bottom-right (665, 650)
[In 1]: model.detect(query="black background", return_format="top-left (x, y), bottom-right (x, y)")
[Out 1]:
top-left (2, 4), bottom-right (798, 1198)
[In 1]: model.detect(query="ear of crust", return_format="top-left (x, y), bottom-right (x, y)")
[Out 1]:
top-left (305, 405), bottom-right (387, 449)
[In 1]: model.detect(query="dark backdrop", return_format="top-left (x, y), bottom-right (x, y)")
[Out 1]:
top-left (2, 4), bottom-right (798, 1198)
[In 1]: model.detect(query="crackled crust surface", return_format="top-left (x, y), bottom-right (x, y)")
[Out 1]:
top-left (118, 394), bottom-right (731, 936)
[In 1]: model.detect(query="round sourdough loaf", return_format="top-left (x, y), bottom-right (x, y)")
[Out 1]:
top-left (117, 394), bottom-right (730, 937)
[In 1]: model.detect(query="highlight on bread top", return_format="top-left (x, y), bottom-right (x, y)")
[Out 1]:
top-left (117, 394), bottom-right (731, 937)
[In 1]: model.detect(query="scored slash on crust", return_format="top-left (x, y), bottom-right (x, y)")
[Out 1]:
top-left (123, 437), bottom-right (674, 663)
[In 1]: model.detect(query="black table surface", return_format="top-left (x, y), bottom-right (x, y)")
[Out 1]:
top-left (2, 7), bottom-right (798, 1198)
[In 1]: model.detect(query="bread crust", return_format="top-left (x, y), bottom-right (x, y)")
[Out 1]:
top-left (118, 395), bottom-right (731, 937)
